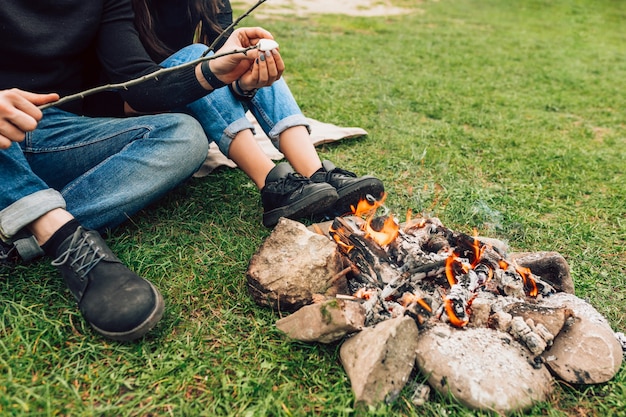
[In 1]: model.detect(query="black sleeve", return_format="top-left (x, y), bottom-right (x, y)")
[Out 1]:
top-left (96, 0), bottom-right (210, 112)
top-left (207, 0), bottom-right (233, 50)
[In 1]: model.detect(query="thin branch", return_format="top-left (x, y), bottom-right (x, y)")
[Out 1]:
top-left (39, 0), bottom-right (271, 110)
top-left (204, 0), bottom-right (269, 56)
top-left (39, 45), bottom-right (257, 110)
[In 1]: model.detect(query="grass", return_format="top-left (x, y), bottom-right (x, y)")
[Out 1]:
top-left (1, 0), bottom-right (624, 415)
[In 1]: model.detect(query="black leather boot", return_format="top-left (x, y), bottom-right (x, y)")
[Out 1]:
top-left (52, 227), bottom-right (164, 341)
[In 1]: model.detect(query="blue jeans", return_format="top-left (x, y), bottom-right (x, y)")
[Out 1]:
top-left (0, 108), bottom-right (208, 241)
top-left (161, 44), bottom-right (309, 157)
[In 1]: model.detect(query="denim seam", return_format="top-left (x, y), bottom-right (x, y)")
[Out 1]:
top-left (0, 189), bottom-right (66, 240)
top-left (219, 118), bottom-right (256, 156)
top-left (266, 114), bottom-right (310, 150)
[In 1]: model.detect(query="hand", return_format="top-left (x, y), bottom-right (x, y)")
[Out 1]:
top-left (207, 27), bottom-right (279, 85)
top-left (237, 48), bottom-right (285, 91)
top-left (0, 89), bottom-right (59, 149)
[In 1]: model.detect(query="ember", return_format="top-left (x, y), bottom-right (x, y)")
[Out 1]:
top-left (328, 197), bottom-right (555, 329)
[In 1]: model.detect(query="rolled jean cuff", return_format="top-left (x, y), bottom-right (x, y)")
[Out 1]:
top-left (268, 114), bottom-right (310, 151)
top-left (0, 189), bottom-right (66, 240)
top-left (218, 117), bottom-right (256, 157)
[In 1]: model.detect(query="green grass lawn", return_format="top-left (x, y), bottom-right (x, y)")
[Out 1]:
top-left (1, 0), bottom-right (624, 415)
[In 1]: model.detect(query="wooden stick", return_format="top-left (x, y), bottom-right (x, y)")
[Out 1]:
top-left (39, 45), bottom-right (257, 110)
top-left (204, 0), bottom-right (269, 55)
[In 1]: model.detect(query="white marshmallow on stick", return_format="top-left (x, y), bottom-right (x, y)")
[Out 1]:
top-left (257, 39), bottom-right (279, 52)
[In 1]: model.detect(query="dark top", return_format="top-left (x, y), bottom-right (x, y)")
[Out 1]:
top-left (150, 0), bottom-right (233, 57)
top-left (0, 0), bottom-right (209, 114)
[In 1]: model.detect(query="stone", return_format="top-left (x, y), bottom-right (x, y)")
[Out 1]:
top-left (467, 294), bottom-right (493, 328)
top-left (276, 299), bottom-right (365, 343)
top-left (504, 302), bottom-right (573, 338)
top-left (540, 292), bottom-right (623, 384)
top-left (415, 324), bottom-right (554, 413)
top-left (247, 218), bottom-right (344, 311)
top-left (340, 316), bottom-right (419, 405)
top-left (509, 252), bottom-right (574, 294)
top-left (477, 236), bottom-right (510, 257)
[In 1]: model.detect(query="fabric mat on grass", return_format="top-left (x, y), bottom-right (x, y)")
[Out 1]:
top-left (193, 112), bottom-right (368, 177)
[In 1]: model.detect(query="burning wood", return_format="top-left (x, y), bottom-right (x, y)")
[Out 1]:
top-left (328, 197), bottom-right (556, 329)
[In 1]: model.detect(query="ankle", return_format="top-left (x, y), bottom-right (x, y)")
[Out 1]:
top-left (41, 219), bottom-right (81, 258)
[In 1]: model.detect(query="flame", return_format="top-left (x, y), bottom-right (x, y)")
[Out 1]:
top-left (499, 259), bottom-right (538, 297)
top-left (445, 253), bottom-right (471, 287)
top-left (443, 298), bottom-right (469, 327)
top-left (351, 194), bottom-right (399, 247)
top-left (328, 224), bottom-right (354, 253)
top-left (445, 254), bottom-right (459, 287)
top-left (363, 216), bottom-right (399, 247)
top-left (515, 265), bottom-right (539, 297)
top-left (354, 288), bottom-right (377, 300)
top-left (470, 231), bottom-right (486, 267)
top-left (398, 293), bottom-right (432, 312)
top-left (352, 193), bottom-right (387, 217)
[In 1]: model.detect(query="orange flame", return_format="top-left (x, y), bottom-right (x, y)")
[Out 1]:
top-left (328, 224), bottom-right (354, 253)
top-left (445, 254), bottom-right (459, 287)
top-left (515, 265), bottom-right (538, 297)
top-left (470, 232), bottom-right (486, 267)
top-left (398, 293), bottom-right (432, 312)
top-left (364, 216), bottom-right (399, 247)
top-left (352, 193), bottom-right (387, 217)
top-left (354, 288), bottom-right (377, 300)
top-left (445, 254), bottom-right (471, 287)
top-left (351, 194), bottom-right (399, 247)
top-left (443, 298), bottom-right (469, 327)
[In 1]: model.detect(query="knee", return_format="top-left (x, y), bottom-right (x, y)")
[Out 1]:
top-left (168, 114), bottom-right (209, 172)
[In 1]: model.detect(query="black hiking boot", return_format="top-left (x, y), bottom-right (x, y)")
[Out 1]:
top-left (310, 160), bottom-right (385, 218)
top-left (52, 227), bottom-right (164, 341)
top-left (261, 162), bottom-right (338, 228)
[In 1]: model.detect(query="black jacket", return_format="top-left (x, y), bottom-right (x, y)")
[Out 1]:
top-left (0, 0), bottom-right (209, 114)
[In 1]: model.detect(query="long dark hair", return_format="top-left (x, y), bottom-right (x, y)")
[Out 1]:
top-left (132, 0), bottom-right (223, 61)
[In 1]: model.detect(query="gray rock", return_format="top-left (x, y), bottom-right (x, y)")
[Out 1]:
top-left (415, 325), bottom-right (553, 413)
top-left (509, 251), bottom-right (574, 294)
top-left (340, 316), bottom-right (419, 405)
top-left (276, 299), bottom-right (365, 343)
top-left (540, 292), bottom-right (623, 384)
top-left (504, 302), bottom-right (573, 338)
top-left (247, 218), bottom-right (343, 311)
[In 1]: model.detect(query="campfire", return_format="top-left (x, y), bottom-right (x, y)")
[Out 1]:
top-left (246, 195), bottom-right (625, 413)
top-left (324, 195), bottom-right (556, 332)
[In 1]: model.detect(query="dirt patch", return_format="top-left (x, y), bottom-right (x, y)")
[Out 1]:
top-left (236, 0), bottom-right (414, 17)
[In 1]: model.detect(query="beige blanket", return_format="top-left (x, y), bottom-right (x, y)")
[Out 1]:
top-left (193, 113), bottom-right (368, 177)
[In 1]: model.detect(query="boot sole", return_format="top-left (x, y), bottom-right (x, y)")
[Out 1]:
top-left (333, 176), bottom-right (385, 217)
top-left (90, 280), bottom-right (165, 342)
top-left (263, 188), bottom-right (338, 228)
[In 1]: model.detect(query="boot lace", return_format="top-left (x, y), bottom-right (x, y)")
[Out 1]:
top-left (51, 228), bottom-right (105, 278)
top-left (273, 173), bottom-right (311, 193)
top-left (0, 241), bottom-right (18, 265)
top-left (328, 167), bottom-right (356, 179)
